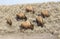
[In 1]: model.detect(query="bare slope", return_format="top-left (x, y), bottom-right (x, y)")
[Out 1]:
top-left (0, 2), bottom-right (60, 39)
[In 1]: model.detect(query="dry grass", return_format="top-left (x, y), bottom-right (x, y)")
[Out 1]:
top-left (0, 2), bottom-right (60, 39)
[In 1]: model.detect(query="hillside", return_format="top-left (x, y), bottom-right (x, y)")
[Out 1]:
top-left (0, 2), bottom-right (60, 39)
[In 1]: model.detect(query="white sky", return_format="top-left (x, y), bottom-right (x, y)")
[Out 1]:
top-left (0, 0), bottom-right (60, 5)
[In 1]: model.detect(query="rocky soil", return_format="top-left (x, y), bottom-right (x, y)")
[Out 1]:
top-left (0, 2), bottom-right (60, 39)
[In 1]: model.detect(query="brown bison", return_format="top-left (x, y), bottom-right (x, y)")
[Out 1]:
top-left (26, 5), bottom-right (35, 13)
top-left (41, 9), bottom-right (50, 18)
top-left (20, 21), bottom-right (34, 30)
top-left (6, 18), bottom-right (12, 26)
top-left (16, 13), bottom-right (27, 21)
top-left (36, 16), bottom-right (44, 27)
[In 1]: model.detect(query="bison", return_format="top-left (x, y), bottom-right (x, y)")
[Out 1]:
top-left (20, 21), bottom-right (34, 30)
top-left (16, 13), bottom-right (27, 21)
top-left (36, 16), bottom-right (44, 27)
top-left (6, 18), bottom-right (12, 26)
top-left (26, 5), bottom-right (35, 13)
top-left (41, 9), bottom-right (50, 18)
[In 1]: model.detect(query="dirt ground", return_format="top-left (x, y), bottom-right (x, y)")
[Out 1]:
top-left (0, 33), bottom-right (57, 39)
top-left (0, 2), bottom-right (60, 39)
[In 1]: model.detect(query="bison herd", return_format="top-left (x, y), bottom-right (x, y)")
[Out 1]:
top-left (6, 5), bottom-right (50, 31)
